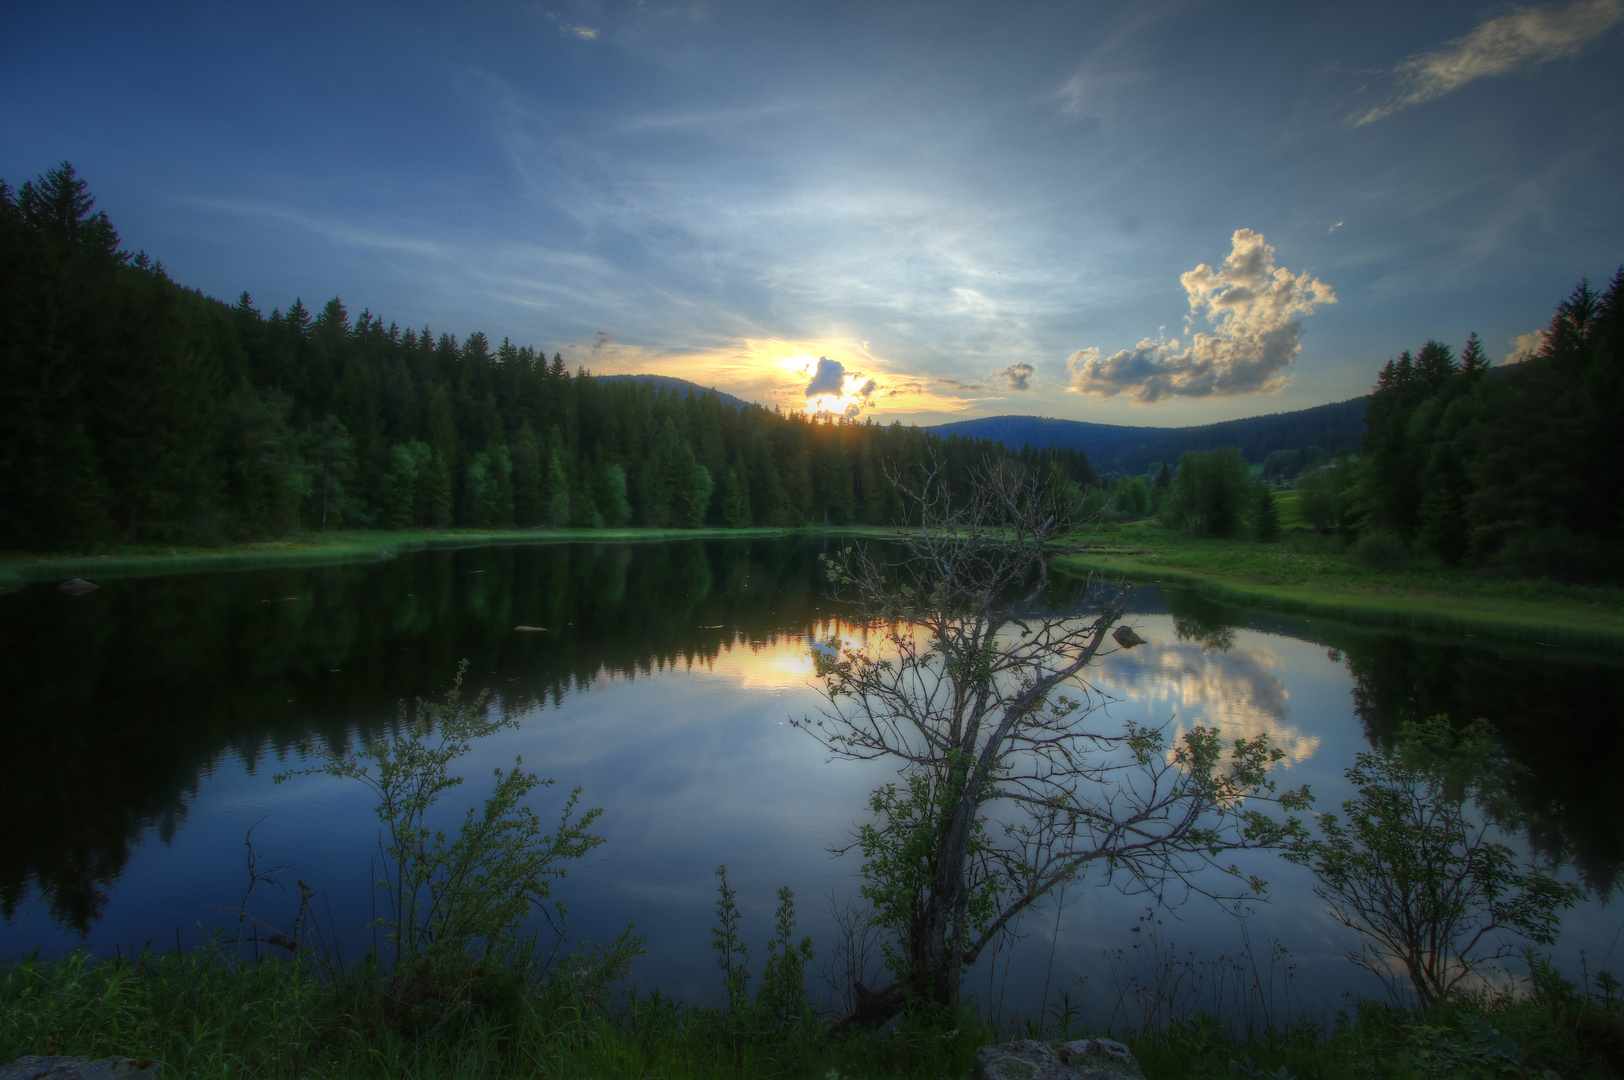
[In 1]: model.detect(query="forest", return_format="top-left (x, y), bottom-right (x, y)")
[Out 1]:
top-left (1351, 279), bottom-right (1624, 579)
top-left (0, 164), bottom-right (1099, 552)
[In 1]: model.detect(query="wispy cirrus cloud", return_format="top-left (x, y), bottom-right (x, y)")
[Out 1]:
top-left (1355, 0), bottom-right (1624, 125)
top-left (1068, 230), bottom-right (1335, 404)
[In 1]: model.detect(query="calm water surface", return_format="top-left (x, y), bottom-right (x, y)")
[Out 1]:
top-left (3, 537), bottom-right (1620, 1026)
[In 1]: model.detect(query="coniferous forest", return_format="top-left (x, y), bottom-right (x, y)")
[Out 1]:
top-left (2, 164), bottom-right (1093, 552)
top-left (1352, 272), bottom-right (1624, 580)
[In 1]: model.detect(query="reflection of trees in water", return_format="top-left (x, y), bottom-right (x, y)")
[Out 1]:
top-left (1343, 635), bottom-right (1624, 896)
top-left (11, 552), bottom-right (1619, 934)
top-left (1156, 586), bottom-right (1624, 896)
top-left (0, 538), bottom-right (841, 932)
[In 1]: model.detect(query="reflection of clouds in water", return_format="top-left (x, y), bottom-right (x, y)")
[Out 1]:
top-left (1098, 643), bottom-right (1320, 767)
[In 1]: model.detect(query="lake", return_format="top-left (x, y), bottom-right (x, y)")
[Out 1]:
top-left (3, 536), bottom-right (1620, 1031)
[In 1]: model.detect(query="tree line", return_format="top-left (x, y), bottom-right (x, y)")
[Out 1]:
top-left (2, 164), bottom-right (1092, 552)
top-left (1142, 270), bottom-right (1622, 582)
top-left (1351, 273), bottom-right (1623, 577)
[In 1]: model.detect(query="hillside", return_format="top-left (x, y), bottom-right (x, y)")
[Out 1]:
top-left (596, 374), bottom-right (755, 412)
top-left (930, 397), bottom-right (1366, 474)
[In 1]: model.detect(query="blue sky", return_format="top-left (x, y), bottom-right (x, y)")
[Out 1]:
top-left (4, 0), bottom-right (1621, 425)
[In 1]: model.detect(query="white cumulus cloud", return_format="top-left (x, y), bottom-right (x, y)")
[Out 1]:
top-left (1504, 328), bottom-right (1549, 363)
top-left (1068, 230), bottom-right (1335, 404)
top-left (1355, 0), bottom-right (1624, 126)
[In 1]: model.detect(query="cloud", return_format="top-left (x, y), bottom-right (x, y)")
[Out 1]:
top-left (999, 362), bottom-right (1036, 391)
top-left (572, 25), bottom-right (599, 40)
top-left (1068, 230), bottom-right (1335, 404)
top-left (804, 356), bottom-right (847, 397)
top-left (1355, 0), bottom-right (1624, 125)
top-left (1505, 328), bottom-right (1549, 363)
top-left (592, 330), bottom-right (615, 351)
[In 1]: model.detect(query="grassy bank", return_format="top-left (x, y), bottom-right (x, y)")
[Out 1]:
top-left (6, 521), bottom-right (1622, 651)
top-left (1057, 521), bottom-right (1624, 652)
top-left (3, 947), bottom-right (1619, 1079)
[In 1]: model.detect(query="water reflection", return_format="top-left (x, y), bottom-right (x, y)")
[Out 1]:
top-left (0, 538), bottom-right (845, 932)
top-left (2, 540), bottom-right (1620, 1007)
top-left (1139, 586), bottom-right (1624, 895)
top-left (1096, 640), bottom-right (1320, 769)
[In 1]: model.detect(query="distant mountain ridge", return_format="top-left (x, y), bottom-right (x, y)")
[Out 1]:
top-left (930, 397), bottom-right (1367, 474)
top-left (595, 373), bottom-right (756, 413)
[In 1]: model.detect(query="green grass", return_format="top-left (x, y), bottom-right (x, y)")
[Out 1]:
top-left (1058, 521), bottom-right (1624, 651)
top-left (6, 519), bottom-right (1621, 651)
top-left (3, 948), bottom-right (1620, 1079)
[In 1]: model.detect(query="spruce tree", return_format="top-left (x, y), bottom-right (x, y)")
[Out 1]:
top-left (512, 421), bottom-right (543, 526)
top-left (721, 461), bottom-right (752, 528)
top-left (543, 426), bottom-right (570, 528)
top-left (1254, 484), bottom-right (1281, 542)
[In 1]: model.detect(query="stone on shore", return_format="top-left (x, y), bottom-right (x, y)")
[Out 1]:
top-left (0, 1057), bottom-right (161, 1080)
top-left (973, 1037), bottom-right (1144, 1080)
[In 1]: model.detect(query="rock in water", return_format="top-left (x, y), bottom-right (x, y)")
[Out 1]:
top-left (973, 1038), bottom-right (1144, 1080)
top-left (57, 579), bottom-right (99, 595)
top-left (379, 550), bottom-right (395, 560)
top-left (0, 1058), bottom-right (161, 1080)
top-left (1111, 625), bottom-right (1147, 649)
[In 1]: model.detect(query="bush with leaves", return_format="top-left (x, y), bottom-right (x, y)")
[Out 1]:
top-left (1285, 716), bottom-right (1583, 1009)
top-left (276, 661), bottom-right (606, 981)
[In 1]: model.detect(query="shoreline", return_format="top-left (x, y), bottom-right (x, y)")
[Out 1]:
top-left (1055, 546), bottom-right (1624, 652)
top-left (0, 526), bottom-right (844, 590)
top-left (4, 525), bottom-right (1620, 652)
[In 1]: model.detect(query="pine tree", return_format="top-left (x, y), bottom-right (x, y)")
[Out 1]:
top-left (721, 461), bottom-right (752, 528)
top-left (380, 443), bottom-right (419, 529)
top-left (543, 426), bottom-right (570, 528)
top-left (1254, 484), bottom-right (1281, 542)
top-left (1460, 332), bottom-right (1489, 379)
top-left (423, 450), bottom-right (453, 527)
top-left (512, 421), bottom-right (543, 526)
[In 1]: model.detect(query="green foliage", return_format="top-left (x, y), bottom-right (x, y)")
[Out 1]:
top-left (1, 164), bottom-right (1022, 550)
top-left (1261, 449), bottom-right (1304, 482)
top-left (1285, 716), bottom-right (1584, 1009)
top-left (754, 887), bottom-right (816, 1033)
top-left (711, 865), bottom-right (752, 1014)
top-left (807, 459), bottom-right (1309, 1014)
top-left (1354, 278), bottom-right (1624, 580)
top-left (721, 462), bottom-right (752, 528)
top-left (1253, 486), bottom-right (1280, 542)
top-left (1295, 451), bottom-right (1354, 533)
top-left (510, 422), bottom-right (542, 527)
top-left (1114, 476), bottom-right (1151, 518)
top-left (1164, 448), bottom-right (1253, 537)
top-left (276, 661), bottom-right (606, 974)
top-left (595, 462), bottom-right (632, 528)
top-left (463, 445), bottom-right (514, 528)
top-left (302, 415), bottom-right (364, 529)
top-left (542, 426), bottom-right (571, 528)
top-left (683, 462), bottom-right (715, 528)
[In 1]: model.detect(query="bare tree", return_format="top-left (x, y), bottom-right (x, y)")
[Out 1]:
top-left (797, 455), bottom-right (1307, 1022)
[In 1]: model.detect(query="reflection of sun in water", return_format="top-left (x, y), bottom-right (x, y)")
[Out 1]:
top-left (641, 618), bottom-right (876, 693)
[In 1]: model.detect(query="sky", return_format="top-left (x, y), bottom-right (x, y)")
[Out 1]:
top-left (4, 0), bottom-right (1622, 426)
